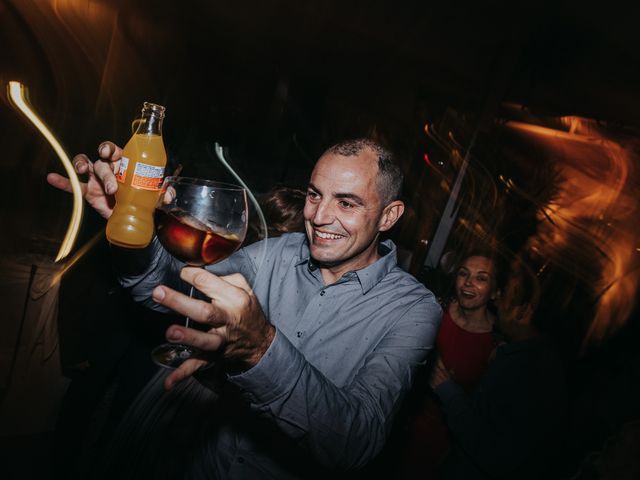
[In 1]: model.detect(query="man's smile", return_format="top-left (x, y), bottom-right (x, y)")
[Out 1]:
top-left (313, 229), bottom-right (346, 241)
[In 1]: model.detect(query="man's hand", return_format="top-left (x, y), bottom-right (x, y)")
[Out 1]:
top-left (152, 267), bottom-right (276, 390)
top-left (46, 141), bottom-right (123, 219)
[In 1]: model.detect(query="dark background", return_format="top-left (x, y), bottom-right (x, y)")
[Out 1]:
top-left (1, 1), bottom-right (640, 478)
top-left (2, 0), bottom-right (640, 253)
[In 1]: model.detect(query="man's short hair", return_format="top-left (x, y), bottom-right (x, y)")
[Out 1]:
top-left (326, 138), bottom-right (403, 205)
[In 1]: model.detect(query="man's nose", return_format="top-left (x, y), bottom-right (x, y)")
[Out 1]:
top-left (312, 201), bottom-right (334, 225)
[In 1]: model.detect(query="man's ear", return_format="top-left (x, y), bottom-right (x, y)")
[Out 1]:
top-left (378, 200), bottom-right (405, 232)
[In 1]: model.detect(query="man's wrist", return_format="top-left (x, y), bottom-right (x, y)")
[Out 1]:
top-left (225, 324), bottom-right (276, 375)
top-left (251, 324), bottom-right (276, 367)
top-left (110, 236), bottom-right (160, 277)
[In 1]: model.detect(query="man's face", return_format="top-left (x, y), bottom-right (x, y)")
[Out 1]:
top-left (304, 150), bottom-right (389, 274)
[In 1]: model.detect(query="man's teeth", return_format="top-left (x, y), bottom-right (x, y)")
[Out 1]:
top-left (316, 231), bottom-right (343, 239)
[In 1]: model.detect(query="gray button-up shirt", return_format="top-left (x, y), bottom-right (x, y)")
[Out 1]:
top-left (118, 232), bottom-right (441, 479)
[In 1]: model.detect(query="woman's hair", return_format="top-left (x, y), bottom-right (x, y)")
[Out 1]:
top-left (262, 185), bottom-right (306, 237)
top-left (244, 185), bottom-right (306, 245)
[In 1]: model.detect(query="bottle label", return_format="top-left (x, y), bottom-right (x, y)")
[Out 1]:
top-left (115, 156), bottom-right (129, 183)
top-left (131, 162), bottom-right (165, 191)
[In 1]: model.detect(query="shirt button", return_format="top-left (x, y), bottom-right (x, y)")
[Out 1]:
top-left (238, 456), bottom-right (245, 464)
top-left (320, 290), bottom-right (325, 296)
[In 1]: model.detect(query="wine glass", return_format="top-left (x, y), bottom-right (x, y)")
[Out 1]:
top-left (151, 176), bottom-right (248, 368)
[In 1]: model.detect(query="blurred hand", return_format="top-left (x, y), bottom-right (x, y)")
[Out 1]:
top-left (429, 354), bottom-right (453, 389)
top-left (46, 141), bottom-right (123, 219)
top-left (152, 267), bottom-right (276, 390)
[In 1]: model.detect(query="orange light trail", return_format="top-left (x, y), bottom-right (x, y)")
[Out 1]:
top-left (505, 116), bottom-right (640, 348)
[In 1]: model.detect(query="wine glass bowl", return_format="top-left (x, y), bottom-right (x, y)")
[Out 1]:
top-left (151, 176), bottom-right (248, 368)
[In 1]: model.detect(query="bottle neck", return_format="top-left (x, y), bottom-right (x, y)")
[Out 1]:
top-left (136, 114), bottom-right (163, 135)
top-left (135, 103), bottom-right (165, 135)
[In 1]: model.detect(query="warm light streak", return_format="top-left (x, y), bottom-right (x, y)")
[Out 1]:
top-left (8, 81), bottom-right (83, 262)
top-left (560, 116), bottom-right (579, 134)
top-left (504, 120), bottom-right (613, 148)
top-left (49, 231), bottom-right (104, 288)
top-left (506, 116), bottom-right (640, 347)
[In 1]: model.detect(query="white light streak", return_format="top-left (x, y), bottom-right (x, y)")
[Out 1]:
top-left (8, 81), bottom-right (83, 262)
top-left (214, 143), bottom-right (269, 279)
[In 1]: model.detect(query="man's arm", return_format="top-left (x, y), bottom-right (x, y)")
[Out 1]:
top-left (228, 297), bottom-right (441, 470)
top-left (142, 244), bottom-right (441, 470)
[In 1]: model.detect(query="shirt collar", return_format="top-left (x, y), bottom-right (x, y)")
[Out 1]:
top-left (294, 238), bottom-right (398, 294)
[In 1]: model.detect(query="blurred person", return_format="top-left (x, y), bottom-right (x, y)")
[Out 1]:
top-left (395, 251), bottom-right (504, 478)
top-left (47, 138), bottom-right (442, 479)
top-left (243, 185), bottom-right (306, 245)
top-left (261, 185), bottom-right (306, 237)
top-left (437, 252), bottom-right (504, 390)
top-left (429, 253), bottom-right (571, 480)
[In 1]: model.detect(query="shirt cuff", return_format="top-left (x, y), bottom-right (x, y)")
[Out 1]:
top-left (227, 329), bottom-right (305, 405)
top-left (112, 236), bottom-right (164, 287)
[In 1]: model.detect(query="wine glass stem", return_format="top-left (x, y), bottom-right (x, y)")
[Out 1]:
top-left (185, 284), bottom-right (195, 329)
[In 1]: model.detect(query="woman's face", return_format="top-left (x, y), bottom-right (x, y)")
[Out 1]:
top-left (454, 255), bottom-right (497, 311)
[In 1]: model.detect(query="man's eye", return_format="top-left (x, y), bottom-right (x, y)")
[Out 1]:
top-left (339, 200), bottom-right (354, 208)
top-left (307, 191), bottom-right (320, 200)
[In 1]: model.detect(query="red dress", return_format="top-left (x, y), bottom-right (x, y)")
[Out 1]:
top-left (436, 309), bottom-right (497, 393)
top-left (399, 309), bottom-right (498, 478)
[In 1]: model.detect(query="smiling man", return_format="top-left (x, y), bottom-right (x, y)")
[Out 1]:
top-left (304, 141), bottom-right (405, 283)
top-left (49, 137), bottom-right (442, 479)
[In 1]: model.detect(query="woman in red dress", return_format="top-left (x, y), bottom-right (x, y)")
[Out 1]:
top-left (399, 253), bottom-right (502, 478)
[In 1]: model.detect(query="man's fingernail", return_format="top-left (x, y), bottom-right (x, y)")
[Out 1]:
top-left (152, 286), bottom-right (165, 302)
top-left (167, 328), bottom-right (183, 341)
top-left (99, 143), bottom-right (110, 157)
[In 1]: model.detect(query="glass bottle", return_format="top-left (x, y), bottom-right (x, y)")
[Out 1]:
top-left (105, 102), bottom-right (167, 248)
